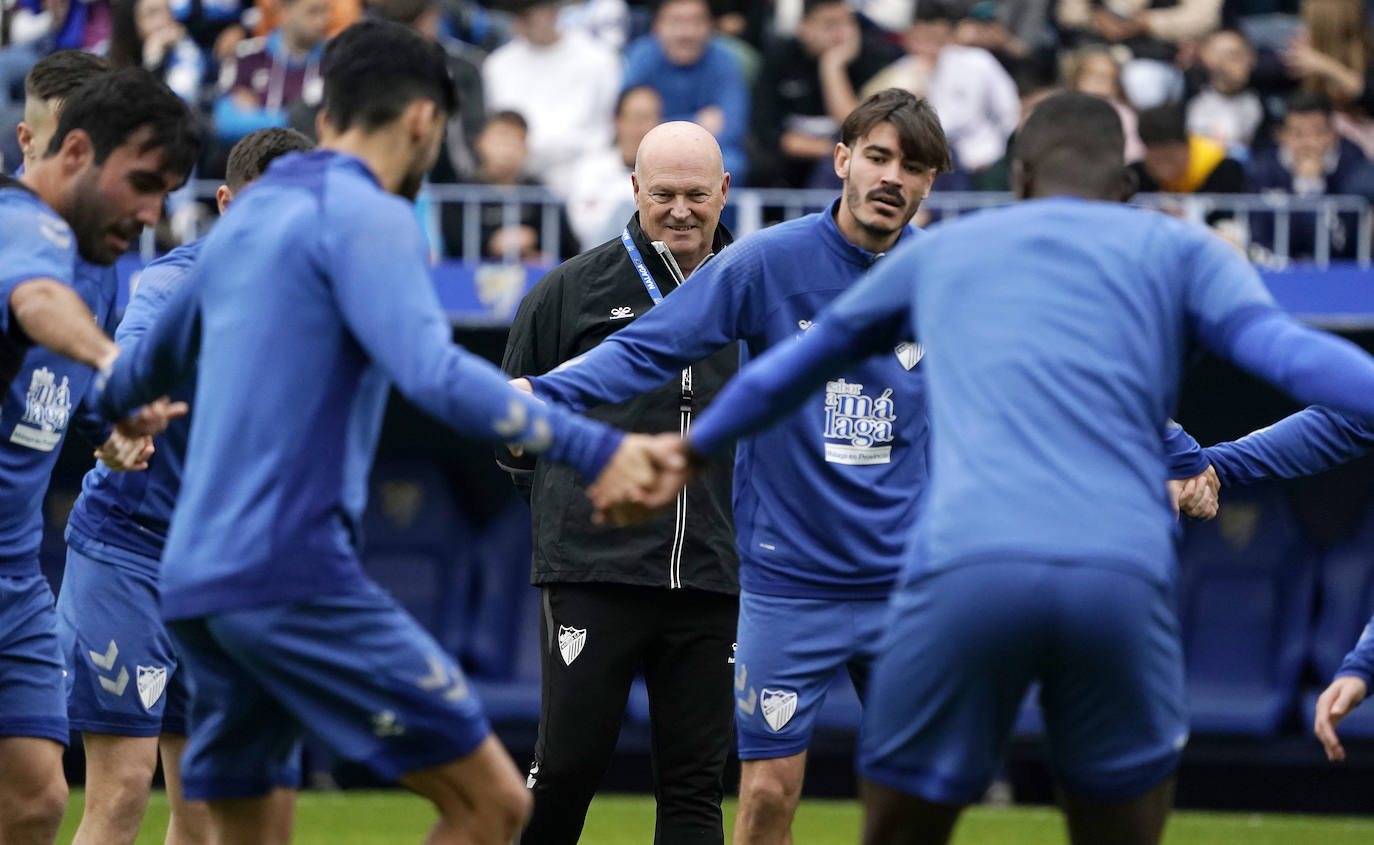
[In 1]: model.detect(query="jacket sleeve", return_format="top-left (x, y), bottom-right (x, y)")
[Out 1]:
top-left (496, 267), bottom-right (569, 503)
top-left (1203, 406), bottom-right (1374, 487)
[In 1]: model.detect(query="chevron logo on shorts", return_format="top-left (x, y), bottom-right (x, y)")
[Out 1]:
top-left (558, 626), bottom-right (586, 666)
top-left (137, 665), bottom-right (168, 711)
top-left (760, 688), bottom-right (798, 732)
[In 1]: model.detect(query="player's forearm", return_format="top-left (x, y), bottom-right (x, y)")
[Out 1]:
top-left (1221, 309), bottom-right (1374, 429)
top-left (1203, 406), bottom-right (1374, 487)
top-left (690, 317), bottom-right (866, 458)
top-left (1163, 421), bottom-right (1208, 479)
top-left (10, 279), bottom-right (119, 371)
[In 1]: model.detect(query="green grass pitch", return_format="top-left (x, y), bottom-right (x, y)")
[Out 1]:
top-left (55, 790), bottom-right (1374, 844)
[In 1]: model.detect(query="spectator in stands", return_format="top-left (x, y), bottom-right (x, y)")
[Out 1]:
top-left (167, 0), bottom-right (247, 61)
top-left (1055, 0), bottom-right (1213, 107)
top-left (1284, 0), bottom-right (1374, 156)
top-left (1064, 45), bottom-right (1145, 161)
top-left (211, 0), bottom-right (328, 149)
top-left (565, 84), bottom-right (662, 249)
top-left (483, 0), bottom-right (621, 198)
top-left (952, 0), bottom-right (1053, 72)
top-left (1249, 90), bottom-right (1374, 258)
top-left (623, 0), bottom-right (750, 181)
top-left (369, 0), bottom-right (484, 181)
top-left (442, 110), bottom-right (579, 262)
top-left (750, 0), bottom-right (902, 188)
top-left (252, 0), bottom-right (359, 39)
top-left (1188, 28), bottom-right (1265, 152)
top-left (863, 0), bottom-right (1019, 176)
top-left (108, 0), bottom-right (207, 103)
top-left (557, 0), bottom-right (630, 50)
top-left (1134, 103), bottom-right (1250, 194)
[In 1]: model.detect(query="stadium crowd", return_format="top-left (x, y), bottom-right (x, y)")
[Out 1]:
top-left (3, 0), bottom-right (1374, 259)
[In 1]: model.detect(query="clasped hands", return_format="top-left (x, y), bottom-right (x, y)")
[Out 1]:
top-left (587, 433), bottom-right (697, 527)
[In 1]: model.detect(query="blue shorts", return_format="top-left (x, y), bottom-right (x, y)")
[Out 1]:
top-left (734, 590), bottom-right (887, 760)
top-left (168, 580), bottom-right (491, 801)
top-left (858, 560), bottom-right (1188, 804)
top-left (0, 571), bottom-right (68, 743)
top-left (56, 541), bottom-right (188, 737)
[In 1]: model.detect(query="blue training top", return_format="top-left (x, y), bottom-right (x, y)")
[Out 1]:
top-left (0, 182), bottom-right (117, 573)
top-left (532, 202), bottom-right (928, 600)
top-left (94, 150), bottom-right (622, 619)
top-left (67, 240), bottom-right (204, 567)
top-left (691, 198), bottom-right (1374, 588)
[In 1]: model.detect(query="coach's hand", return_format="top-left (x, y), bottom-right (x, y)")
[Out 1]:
top-left (116, 396), bottom-right (189, 439)
top-left (506, 378), bottom-right (540, 457)
top-left (588, 434), bottom-right (689, 526)
top-left (1315, 675), bottom-right (1368, 761)
top-left (96, 428), bottom-right (156, 472)
top-left (1170, 464), bottom-right (1220, 521)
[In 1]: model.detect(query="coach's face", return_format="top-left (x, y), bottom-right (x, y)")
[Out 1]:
top-left (632, 133), bottom-right (728, 273)
top-left (61, 126), bottom-right (179, 264)
top-left (836, 121), bottom-right (936, 243)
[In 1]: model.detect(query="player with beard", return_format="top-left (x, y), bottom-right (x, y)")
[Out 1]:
top-left (513, 89), bottom-right (951, 844)
top-left (90, 20), bottom-right (683, 845)
top-left (0, 65), bottom-right (199, 845)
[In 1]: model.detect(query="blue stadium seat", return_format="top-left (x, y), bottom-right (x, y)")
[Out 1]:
top-left (464, 502), bottom-right (543, 722)
top-left (1309, 499), bottom-right (1374, 682)
top-left (1177, 484), bottom-right (1316, 735)
top-left (361, 461), bottom-right (473, 656)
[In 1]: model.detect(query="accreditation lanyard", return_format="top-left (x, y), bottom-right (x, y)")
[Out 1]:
top-left (620, 228), bottom-right (665, 304)
top-left (620, 228), bottom-right (692, 410)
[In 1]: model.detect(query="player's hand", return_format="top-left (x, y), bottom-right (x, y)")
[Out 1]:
top-left (587, 433), bottom-right (689, 526)
top-left (1314, 675), bottom-right (1369, 761)
top-left (1170, 464), bottom-right (1220, 521)
top-left (116, 396), bottom-right (189, 439)
top-left (95, 428), bottom-right (155, 472)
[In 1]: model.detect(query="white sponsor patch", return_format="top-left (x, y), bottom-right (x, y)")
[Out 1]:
top-left (760, 688), bottom-right (798, 732)
top-left (137, 665), bottom-right (168, 711)
top-left (558, 626), bottom-right (587, 666)
top-left (822, 378), bottom-right (896, 465)
top-left (824, 443), bottom-right (893, 465)
top-left (11, 367), bottom-right (71, 451)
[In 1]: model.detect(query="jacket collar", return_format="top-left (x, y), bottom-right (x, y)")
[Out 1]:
top-left (624, 213), bottom-right (735, 289)
top-left (817, 197), bottom-right (918, 267)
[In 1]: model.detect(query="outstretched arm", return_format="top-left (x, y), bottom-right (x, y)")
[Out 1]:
top-left (1203, 406), bottom-right (1374, 487)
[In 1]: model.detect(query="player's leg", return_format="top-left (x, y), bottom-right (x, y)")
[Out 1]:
top-left (856, 565), bottom-right (1044, 845)
top-left (400, 735), bottom-right (530, 845)
top-left (0, 737), bottom-right (68, 845)
top-left (1039, 566), bottom-right (1187, 845)
top-left (732, 592), bottom-right (856, 845)
top-left (0, 573), bottom-right (72, 845)
top-left (1057, 777), bottom-right (1175, 845)
top-left (193, 582), bottom-right (539, 844)
top-left (642, 589), bottom-right (737, 845)
top-left (58, 543), bottom-right (192, 845)
top-left (522, 584), bottom-right (650, 845)
top-left (72, 733), bottom-right (160, 845)
top-left (158, 733), bottom-right (213, 845)
top-left (166, 617), bottom-right (303, 845)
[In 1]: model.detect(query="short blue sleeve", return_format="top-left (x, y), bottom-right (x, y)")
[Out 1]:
top-left (0, 192), bottom-right (77, 335)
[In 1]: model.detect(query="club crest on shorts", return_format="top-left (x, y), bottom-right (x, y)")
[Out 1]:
top-left (558, 626), bottom-right (587, 666)
top-left (136, 665), bottom-right (168, 711)
top-left (760, 688), bottom-right (798, 732)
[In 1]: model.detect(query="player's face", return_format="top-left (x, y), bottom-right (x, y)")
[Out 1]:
top-left (63, 127), bottom-right (181, 264)
top-left (837, 121), bottom-right (937, 241)
top-left (632, 149), bottom-right (729, 265)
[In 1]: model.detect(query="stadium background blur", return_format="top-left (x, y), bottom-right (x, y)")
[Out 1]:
top-left (6, 0), bottom-right (1374, 821)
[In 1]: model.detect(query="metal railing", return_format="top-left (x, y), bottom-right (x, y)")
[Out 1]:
top-left (159, 183), bottom-right (1373, 269)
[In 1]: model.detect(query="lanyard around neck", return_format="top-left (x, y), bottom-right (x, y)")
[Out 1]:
top-left (620, 228), bottom-right (664, 305)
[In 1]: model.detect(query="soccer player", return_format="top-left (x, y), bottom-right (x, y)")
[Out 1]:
top-left (512, 88), bottom-right (949, 842)
top-left (56, 127), bottom-right (315, 845)
top-left (91, 20), bottom-right (681, 845)
top-left (645, 91), bottom-right (1374, 844)
top-left (0, 67), bottom-right (199, 845)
